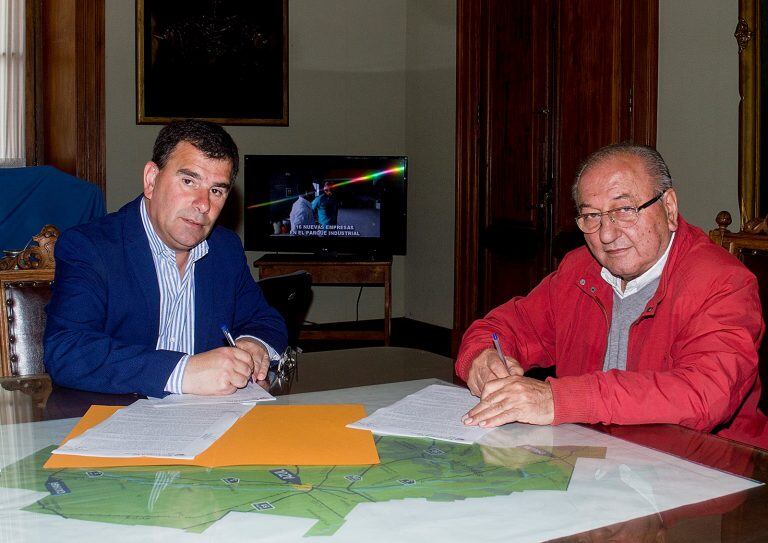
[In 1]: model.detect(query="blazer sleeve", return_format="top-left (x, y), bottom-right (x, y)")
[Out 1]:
top-left (44, 228), bottom-right (182, 397)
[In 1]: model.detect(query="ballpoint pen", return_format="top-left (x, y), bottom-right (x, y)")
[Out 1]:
top-left (491, 332), bottom-right (509, 370)
top-left (221, 323), bottom-right (255, 383)
top-left (220, 324), bottom-right (237, 348)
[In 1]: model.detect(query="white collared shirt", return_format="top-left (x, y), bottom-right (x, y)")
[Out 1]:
top-left (600, 232), bottom-right (676, 299)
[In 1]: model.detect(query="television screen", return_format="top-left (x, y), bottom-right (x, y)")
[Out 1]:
top-left (244, 155), bottom-right (407, 256)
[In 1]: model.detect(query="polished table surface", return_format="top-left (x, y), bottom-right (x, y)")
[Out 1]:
top-left (1, 347), bottom-right (767, 542)
top-left (0, 347), bottom-right (457, 423)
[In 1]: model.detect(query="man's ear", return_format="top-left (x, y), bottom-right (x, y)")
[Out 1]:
top-left (663, 188), bottom-right (679, 231)
top-left (143, 161), bottom-right (159, 199)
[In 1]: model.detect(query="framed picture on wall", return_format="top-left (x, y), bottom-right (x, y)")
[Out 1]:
top-left (136, 0), bottom-right (288, 125)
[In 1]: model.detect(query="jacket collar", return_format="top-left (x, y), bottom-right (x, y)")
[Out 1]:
top-left (577, 216), bottom-right (695, 317)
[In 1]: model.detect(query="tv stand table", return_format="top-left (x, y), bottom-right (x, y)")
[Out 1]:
top-left (254, 254), bottom-right (392, 345)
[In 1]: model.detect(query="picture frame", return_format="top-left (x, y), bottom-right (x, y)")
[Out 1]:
top-left (136, 0), bottom-right (288, 126)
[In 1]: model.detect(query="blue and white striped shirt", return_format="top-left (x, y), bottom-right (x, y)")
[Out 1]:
top-left (140, 199), bottom-right (279, 394)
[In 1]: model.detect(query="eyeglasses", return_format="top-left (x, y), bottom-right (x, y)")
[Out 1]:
top-left (575, 190), bottom-right (667, 234)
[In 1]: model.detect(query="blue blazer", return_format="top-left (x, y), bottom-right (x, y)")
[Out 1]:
top-left (44, 196), bottom-right (287, 397)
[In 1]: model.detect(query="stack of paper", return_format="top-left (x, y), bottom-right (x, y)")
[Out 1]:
top-left (52, 400), bottom-right (251, 459)
top-left (347, 384), bottom-right (493, 444)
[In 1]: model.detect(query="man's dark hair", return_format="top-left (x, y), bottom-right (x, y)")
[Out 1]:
top-left (152, 119), bottom-right (240, 182)
top-left (572, 143), bottom-right (672, 205)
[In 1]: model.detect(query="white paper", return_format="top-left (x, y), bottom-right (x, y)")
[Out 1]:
top-left (347, 384), bottom-right (492, 443)
top-left (150, 382), bottom-right (275, 407)
top-left (51, 400), bottom-right (252, 459)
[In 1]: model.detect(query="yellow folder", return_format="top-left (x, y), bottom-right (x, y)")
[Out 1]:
top-left (44, 403), bottom-right (379, 469)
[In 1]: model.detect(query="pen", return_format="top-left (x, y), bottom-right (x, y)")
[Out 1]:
top-left (220, 324), bottom-right (237, 347)
top-left (221, 324), bottom-right (256, 384)
top-left (491, 333), bottom-right (508, 368)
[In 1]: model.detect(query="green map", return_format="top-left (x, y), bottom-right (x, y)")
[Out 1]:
top-left (0, 436), bottom-right (604, 537)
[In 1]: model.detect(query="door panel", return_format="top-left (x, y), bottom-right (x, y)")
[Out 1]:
top-left (553, 0), bottom-right (626, 260)
top-left (479, 0), bottom-right (552, 313)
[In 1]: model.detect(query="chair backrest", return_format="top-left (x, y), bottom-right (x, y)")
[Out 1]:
top-left (0, 225), bottom-right (59, 377)
top-left (257, 270), bottom-right (312, 348)
top-left (0, 269), bottom-right (54, 376)
top-left (710, 211), bottom-right (768, 412)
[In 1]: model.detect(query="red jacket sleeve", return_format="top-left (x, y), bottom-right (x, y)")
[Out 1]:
top-left (455, 269), bottom-right (560, 380)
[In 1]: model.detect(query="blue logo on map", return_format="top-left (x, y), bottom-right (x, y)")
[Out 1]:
top-left (270, 469), bottom-right (302, 485)
top-left (45, 478), bottom-right (70, 496)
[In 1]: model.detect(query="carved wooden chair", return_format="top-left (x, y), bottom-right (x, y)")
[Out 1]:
top-left (710, 211), bottom-right (768, 412)
top-left (0, 225), bottom-right (59, 377)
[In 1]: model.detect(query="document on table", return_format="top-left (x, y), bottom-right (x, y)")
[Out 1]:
top-left (150, 382), bottom-right (275, 407)
top-left (51, 400), bottom-right (252, 459)
top-left (347, 384), bottom-right (493, 444)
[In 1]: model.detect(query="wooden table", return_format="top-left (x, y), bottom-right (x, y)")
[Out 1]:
top-left (1, 348), bottom-right (767, 542)
top-left (255, 255), bottom-right (392, 344)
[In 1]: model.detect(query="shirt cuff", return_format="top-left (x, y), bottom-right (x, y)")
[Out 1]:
top-left (237, 335), bottom-right (280, 361)
top-left (164, 354), bottom-right (189, 394)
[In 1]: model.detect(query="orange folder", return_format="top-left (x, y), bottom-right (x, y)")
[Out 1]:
top-left (44, 403), bottom-right (380, 469)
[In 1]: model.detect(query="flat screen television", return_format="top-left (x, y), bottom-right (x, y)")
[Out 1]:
top-left (244, 155), bottom-right (407, 256)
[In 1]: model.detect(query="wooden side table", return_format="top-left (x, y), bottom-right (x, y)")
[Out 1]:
top-left (254, 255), bottom-right (392, 345)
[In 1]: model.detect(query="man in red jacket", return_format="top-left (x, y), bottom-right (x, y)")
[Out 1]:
top-left (457, 143), bottom-right (767, 449)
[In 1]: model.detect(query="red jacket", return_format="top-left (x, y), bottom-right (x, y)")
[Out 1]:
top-left (456, 217), bottom-right (768, 449)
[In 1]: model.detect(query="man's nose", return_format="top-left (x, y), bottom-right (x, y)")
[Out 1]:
top-left (598, 214), bottom-right (621, 244)
top-left (193, 190), bottom-right (211, 214)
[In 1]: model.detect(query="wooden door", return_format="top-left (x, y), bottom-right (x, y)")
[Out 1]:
top-left (479, 0), bottom-right (553, 312)
top-left (454, 0), bottom-right (657, 352)
top-left (25, 0), bottom-right (105, 193)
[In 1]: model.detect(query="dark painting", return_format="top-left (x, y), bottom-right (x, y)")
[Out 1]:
top-left (137, 0), bottom-right (287, 125)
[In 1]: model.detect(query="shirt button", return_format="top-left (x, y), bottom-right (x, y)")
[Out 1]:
top-left (579, 279), bottom-right (586, 285)
top-left (590, 287), bottom-right (596, 292)
top-left (169, 338), bottom-right (176, 344)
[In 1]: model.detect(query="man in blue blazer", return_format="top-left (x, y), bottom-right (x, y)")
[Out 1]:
top-left (44, 120), bottom-right (287, 397)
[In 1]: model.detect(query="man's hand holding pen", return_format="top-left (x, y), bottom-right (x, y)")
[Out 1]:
top-left (465, 348), bottom-right (523, 396)
top-left (180, 326), bottom-right (272, 395)
top-left (463, 335), bottom-right (554, 428)
top-left (233, 338), bottom-right (270, 381)
top-left (182, 347), bottom-right (256, 395)
top-left (221, 324), bottom-right (271, 383)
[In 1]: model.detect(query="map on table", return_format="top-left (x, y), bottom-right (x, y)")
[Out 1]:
top-left (0, 435), bottom-right (604, 536)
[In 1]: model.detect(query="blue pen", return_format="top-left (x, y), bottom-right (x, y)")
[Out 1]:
top-left (491, 333), bottom-right (508, 369)
top-left (221, 324), bottom-right (257, 384)
top-left (220, 324), bottom-right (237, 347)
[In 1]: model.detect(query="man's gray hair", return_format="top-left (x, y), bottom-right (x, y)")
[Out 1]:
top-left (572, 143), bottom-right (673, 205)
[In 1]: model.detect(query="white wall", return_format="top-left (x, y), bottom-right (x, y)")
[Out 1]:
top-left (404, 1), bottom-right (456, 328)
top-left (657, 0), bottom-right (740, 230)
top-left (106, 0), bottom-right (457, 327)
